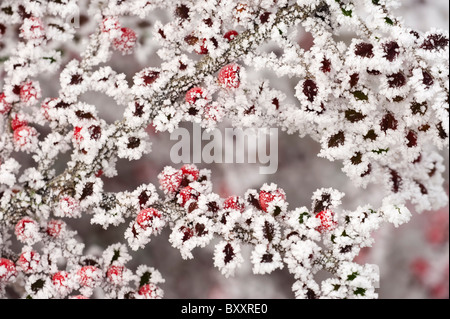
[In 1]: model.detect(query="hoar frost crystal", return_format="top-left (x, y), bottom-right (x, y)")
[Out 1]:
top-left (0, 0), bottom-right (448, 299)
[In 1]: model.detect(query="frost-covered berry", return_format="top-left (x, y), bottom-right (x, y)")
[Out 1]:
top-left (46, 219), bottom-right (65, 237)
top-left (20, 17), bottom-right (45, 40)
top-left (180, 164), bottom-right (199, 182)
top-left (58, 196), bottom-right (80, 217)
top-left (223, 196), bottom-right (245, 212)
top-left (52, 271), bottom-right (69, 288)
top-left (178, 186), bottom-right (199, 206)
top-left (195, 38), bottom-right (209, 55)
top-left (259, 188), bottom-right (286, 213)
top-left (11, 114), bottom-right (27, 131)
top-left (138, 283), bottom-right (163, 299)
top-left (136, 208), bottom-right (162, 230)
top-left (73, 126), bottom-right (83, 143)
top-left (0, 258), bottom-right (17, 282)
top-left (106, 265), bottom-right (125, 285)
top-left (218, 64), bottom-right (240, 89)
top-left (185, 87), bottom-right (207, 104)
top-left (13, 125), bottom-right (38, 148)
top-left (158, 166), bottom-right (183, 193)
top-left (315, 210), bottom-right (337, 233)
top-left (112, 27), bottom-right (137, 54)
top-left (15, 217), bottom-right (40, 244)
top-left (224, 30), bottom-right (238, 41)
top-left (0, 92), bottom-right (11, 114)
top-left (20, 81), bottom-right (41, 106)
top-left (101, 17), bottom-right (121, 34)
top-left (77, 266), bottom-right (102, 287)
top-left (17, 250), bottom-right (40, 273)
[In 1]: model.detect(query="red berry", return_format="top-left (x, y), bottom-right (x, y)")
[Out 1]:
top-left (259, 189), bottom-right (286, 213)
top-left (0, 258), bottom-right (17, 282)
top-left (52, 271), bottom-right (69, 288)
top-left (77, 265), bottom-right (101, 287)
top-left (315, 210), bottom-right (338, 233)
top-left (101, 17), bottom-right (121, 33)
top-left (0, 92), bottom-right (11, 115)
top-left (11, 114), bottom-right (27, 131)
top-left (15, 217), bottom-right (40, 243)
top-left (13, 125), bottom-right (37, 147)
top-left (46, 219), bottom-right (65, 237)
top-left (158, 167), bottom-right (183, 193)
top-left (112, 27), bottom-right (137, 54)
top-left (218, 64), bottom-right (240, 89)
top-left (138, 283), bottom-right (159, 298)
top-left (178, 186), bottom-right (199, 206)
top-left (59, 196), bottom-right (79, 217)
top-left (224, 30), bottom-right (238, 42)
top-left (223, 196), bottom-right (245, 212)
top-left (20, 17), bottom-right (45, 40)
top-left (180, 164), bottom-right (199, 182)
top-left (136, 208), bottom-right (162, 230)
top-left (17, 250), bottom-right (40, 273)
top-left (20, 81), bottom-right (41, 105)
top-left (185, 87), bottom-right (207, 104)
top-left (106, 265), bottom-right (124, 284)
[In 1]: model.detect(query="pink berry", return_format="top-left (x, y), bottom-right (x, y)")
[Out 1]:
top-left (185, 87), bottom-right (207, 104)
top-left (315, 210), bottom-right (338, 233)
top-left (14, 217), bottom-right (40, 243)
top-left (106, 265), bottom-right (124, 284)
top-left (77, 265), bottom-right (101, 287)
top-left (136, 208), bottom-right (162, 230)
top-left (112, 27), bottom-right (137, 54)
top-left (17, 250), bottom-right (40, 273)
top-left (180, 164), bottom-right (199, 182)
top-left (0, 258), bottom-right (17, 282)
top-left (46, 219), bottom-right (65, 237)
top-left (52, 271), bottom-right (69, 288)
top-left (0, 92), bottom-right (12, 115)
top-left (20, 81), bottom-right (41, 105)
top-left (58, 196), bottom-right (79, 217)
top-left (223, 196), bottom-right (245, 212)
top-left (178, 186), bottom-right (199, 206)
top-left (11, 114), bottom-right (27, 131)
top-left (13, 125), bottom-right (37, 147)
top-left (224, 30), bottom-right (238, 42)
top-left (259, 189), bottom-right (286, 213)
top-left (101, 17), bottom-right (121, 33)
top-left (158, 167), bottom-right (183, 193)
top-left (138, 283), bottom-right (160, 299)
top-left (218, 63), bottom-right (241, 89)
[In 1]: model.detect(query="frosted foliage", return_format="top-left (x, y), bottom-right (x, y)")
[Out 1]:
top-left (0, 0), bottom-right (448, 299)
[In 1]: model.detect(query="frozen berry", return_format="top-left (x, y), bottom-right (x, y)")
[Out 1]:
top-left (218, 64), bottom-right (240, 89)
top-left (13, 125), bottom-right (37, 148)
top-left (0, 92), bottom-right (11, 114)
top-left (136, 208), bottom-right (162, 230)
top-left (224, 30), bottom-right (238, 42)
top-left (106, 265), bottom-right (125, 285)
top-left (0, 258), bottom-right (17, 282)
top-left (180, 164), bottom-right (199, 182)
top-left (158, 166), bottom-right (183, 193)
top-left (20, 81), bottom-right (41, 106)
top-left (46, 219), bottom-right (65, 237)
top-left (101, 17), bottom-right (121, 34)
top-left (15, 217), bottom-right (40, 243)
top-left (11, 114), bottom-right (27, 130)
top-left (17, 250), bottom-right (40, 273)
top-left (77, 265), bottom-right (101, 287)
top-left (52, 271), bottom-right (69, 288)
top-left (113, 27), bottom-right (137, 54)
top-left (259, 188), bottom-right (286, 213)
top-left (178, 186), bottom-right (199, 206)
top-left (138, 283), bottom-right (161, 299)
top-left (58, 196), bottom-right (79, 217)
top-left (315, 210), bottom-right (338, 233)
top-left (185, 87), bottom-right (207, 104)
top-left (20, 17), bottom-right (45, 40)
top-left (223, 196), bottom-right (245, 212)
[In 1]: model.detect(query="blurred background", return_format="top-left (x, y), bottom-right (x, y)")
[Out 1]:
top-left (1, 0), bottom-right (448, 298)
